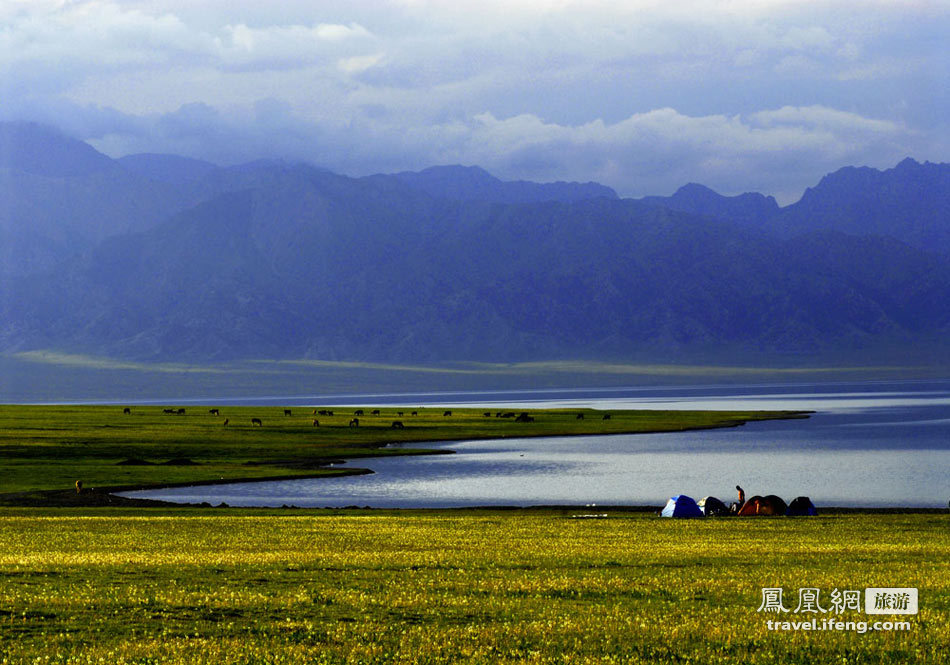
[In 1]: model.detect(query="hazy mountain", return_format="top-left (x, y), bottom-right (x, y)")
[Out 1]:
top-left (776, 158), bottom-right (950, 253)
top-left (117, 153), bottom-right (219, 186)
top-left (1, 123), bottom-right (948, 365)
top-left (0, 122), bottom-right (115, 177)
top-left (639, 183), bottom-right (780, 228)
top-left (384, 165), bottom-right (619, 203)
top-left (0, 125), bottom-right (193, 277)
top-left (3, 176), bottom-right (949, 363)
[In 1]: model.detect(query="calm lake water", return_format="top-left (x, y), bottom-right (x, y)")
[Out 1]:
top-left (122, 380), bottom-right (950, 508)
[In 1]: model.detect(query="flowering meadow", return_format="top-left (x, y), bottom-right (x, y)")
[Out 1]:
top-left (1, 509), bottom-right (947, 664)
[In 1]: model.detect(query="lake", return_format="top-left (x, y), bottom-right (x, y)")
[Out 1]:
top-left (121, 380), bottom-right (950, 509)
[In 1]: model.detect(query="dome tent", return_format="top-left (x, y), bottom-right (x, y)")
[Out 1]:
top-left (786, 496), bottom-right (818, 516)
top-left (737, 494), bottom-right (788, 516)
top-left (698, 496), bottom-right (730, 517)
top-left (660, 495), bottom-right (704, 518)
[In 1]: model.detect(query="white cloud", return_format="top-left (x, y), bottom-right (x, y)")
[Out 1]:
top-left (0, 0), bottom-right (943, 204)
top-left (338, 53), bottom-right (385, 74)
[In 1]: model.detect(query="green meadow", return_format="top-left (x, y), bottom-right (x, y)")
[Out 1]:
top-left (0, 404), bottom-right (803, 500)
top-left (2, 404), bottom-right (945, 664)
top-left (0, 509), bottom-right (946, 664)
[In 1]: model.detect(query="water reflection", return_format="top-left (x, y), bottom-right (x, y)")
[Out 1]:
top-left (122, 381), bottom-right (950, 509)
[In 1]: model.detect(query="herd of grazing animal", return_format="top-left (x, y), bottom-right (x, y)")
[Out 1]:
top-left (130, 407), bottom-right (614, 430)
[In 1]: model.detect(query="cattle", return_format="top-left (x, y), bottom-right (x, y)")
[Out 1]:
top-left (371, 409), bottom-right (381, 416)
top-left (515, 412), bottom-right (535, 423)
top-left (209, 408), bottom-right (219, 416)
top-left (163, 408), bottom-right (176, 414)
top-left (411, 411), bottom-right (418, 416)
top-left (75, 480), bottom-right (83, 494)
top-left (284, 409), bottom-right (292, 416)
top-left (354, 409), bottom-right (364, 416)
top-left (397, 411), bottom-right (404, 417)
top-left (122, 407), bottom-right (131, 415)
top-left (312, 419), bottom-right (320, 427)
top-left (327, 410), bottom-right (334, 416)
top-left (484, 412), bottom-right (492, 418)
top-left (576, 413), bottom-right (584, 420)
top-left (223, 419), bottom-right (229, 427)
top-left (177, 408), bottom-right (186, 415)
top-left (251, 418), bottom-right (263, 427)
top-left (602, 414), bottom-right (611, 420)
top-left (317, 410), bottom-right (328, 416)
top-left (349, 418), bottom-right (359, 428)
top-left (500, 412), bottom-right (516, 419)
top-left (443, 411), bottom-right (452, 417)
top-left (391, 421), bottom-right (405, 429)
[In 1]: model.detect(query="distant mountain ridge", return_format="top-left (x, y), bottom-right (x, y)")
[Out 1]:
top-left (640, 183), bottom-right (780, 227)
top-left (385, 164), bottom-right (619, 204)
top-left (0, 121), bottom-right (947, 364)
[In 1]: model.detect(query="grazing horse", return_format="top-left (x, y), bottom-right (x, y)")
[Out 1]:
top-left (122, 407), bottom-right (131, 415)
top-left (223, 419), bottom-right (229, 427)
top-left (312, 419), bottom-right (320, 427)
top-left (284, 409), bottom-right (292, 416)
top-left (251, 418), bottom-right (262, 427)
top-left (349, 418), bottom-right (359, 428)
top-left (75, 480), bottom-right (83, 494)
top-left (391, 421), bottom-right (405, 429)
top-left (209, 408), bottom-right (220, 416)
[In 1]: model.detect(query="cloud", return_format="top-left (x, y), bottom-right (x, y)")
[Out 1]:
top-left (0, 0), bottom-right (944, 204)
top-left (53, 98), bottom-right (921, 205)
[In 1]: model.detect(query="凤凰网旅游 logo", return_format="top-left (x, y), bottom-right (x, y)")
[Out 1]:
top-left (756, 587), bottom-right (917, 615)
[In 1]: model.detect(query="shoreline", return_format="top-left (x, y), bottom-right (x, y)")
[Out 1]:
top-left (0, 409), bottom-right (815, 508)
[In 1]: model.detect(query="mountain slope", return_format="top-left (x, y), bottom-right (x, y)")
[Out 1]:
top-left (4, 183), bottom-right (949, 363)
top-left (639, 183), bottom-right (780, 228)
top-left (384, 165), bottom-right (618, 203)
top-left (776, 158), bottom-right (950, 252)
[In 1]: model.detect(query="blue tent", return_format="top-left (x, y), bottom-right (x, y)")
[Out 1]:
top-left (785, 496), bottom-right (818, 516)
top-left (660, 494), bottom-right (704, 518)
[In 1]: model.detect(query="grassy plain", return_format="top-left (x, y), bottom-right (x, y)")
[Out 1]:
top-left (0, 509), bottom-right (947, 664)
top-left (0, 404), bottom-right (803, 500)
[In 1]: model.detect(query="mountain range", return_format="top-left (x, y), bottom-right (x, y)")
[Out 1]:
top-left (1, 121), bottom-right (948, 365)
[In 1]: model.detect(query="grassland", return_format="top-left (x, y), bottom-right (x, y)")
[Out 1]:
top-left (0, 508), bottom-right (947, 664)
top-left (0, 404), bottom-right (805, 503)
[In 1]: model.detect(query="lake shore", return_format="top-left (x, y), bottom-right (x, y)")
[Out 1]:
top-left (0, 404), bottom-right (810, 507)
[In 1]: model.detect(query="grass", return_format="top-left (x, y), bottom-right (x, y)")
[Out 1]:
top-left (0, 508), bottom-right (947, 663)
top-left (0, 404), bottom-right (806, 500)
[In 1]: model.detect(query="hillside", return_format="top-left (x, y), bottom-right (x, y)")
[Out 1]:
top-left (0, 122), bottom-right (948, 365)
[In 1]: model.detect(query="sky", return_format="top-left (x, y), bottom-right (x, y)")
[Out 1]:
top-left (0, 0), bottom-right (946, 203)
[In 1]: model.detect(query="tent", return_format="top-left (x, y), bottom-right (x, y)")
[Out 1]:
top-left (697, 496), bottom-right (730, 517)
top-left (737, 494), bottom-right (788, 516)
top-left (786, 496), bottom-right (818, 516)
top-left (660, 494), bottom-right (704, 518)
